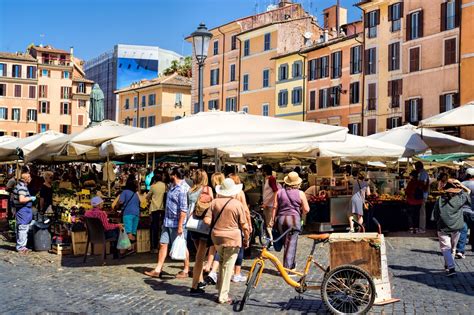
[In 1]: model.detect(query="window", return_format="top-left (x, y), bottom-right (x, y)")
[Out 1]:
top-left (319, 89), bottom-right (329, 109)
top-left (213, 40), bottom-right (219, 55)
top-left (11, 131), bottom-right (20, 137)
top-left (262, 69), bottom-right (269, 88)
top-left (62, 71), bottom-right (70, 79)
top-left (405, 98), bottom-right (423, 124)
top-left (331, 51), bottom-right (342, 79)
top-left (134, 96), bottom-right (138, 108)
top-left (175, 93), bottom-right (183, 106)
top-left (61, 87), bottom-right (71, 99)
top-left (409, 47), bottom-right (420, 72)
top-left (38, 124), bottom-right (48, 133)
top-left (231, 35), bottom-right (237, 50)
top-left (208, 99), bottom-right (219, 110)
top-left (77, 83), bottom-right (86, 93)
top-left (27, 109), bottom-right (37, 121)
top-left (329, 86), bottom-right (341, 107)
top-left (308, 56), bottom-right (329, 80)
top-left (225, 97), bottom-right (237, 112)
top-left (242, 106), bottom-right (249, 113)
top-left (79, 100), bottom-right (86, 107)
top-left (442, 0), bottom-right (459, 31)
top-left (60, 125), bottom-right (71, 134)
top-left (368, 83), bottom-right (377, 110)
top-left (388, 42), bottom-right (400, 71)
top-left (148, 94), bottom-right (156, 106)
top-left (41, 69), bottom-right (50, 77)
top-left (445, 38), bottom-right (457, 65)
top-left (407, 11), bottom-right (423, 40)
top-left (388, 79), bottom-right (403, 108)
top-left (349, 82), bottom-right (360, 104)
top-left (367, 119), bottom-right (376, 135)
top-left (148, 116), bottom-right (156, 127)
top-left (350, 46), bottom-right (362, 74)
top-left (243, 40), bottom-right (250, 56)
top-left (12, 108), bottom-right (20, 122)
top-left (320, 56), bottom-right (329, 78)
top-left (278, 90), bottom-right (288, 107)
top-left (365, 10), bottom-right (380, 38)
top-left (242, 74), bottom-right (249, 91)
top-left (14, 85), bottom-right (21, 98)
top-left (139, 95), bottom-right (145, 107)
top-left (29, 86), bottom-right (35, 98)
top-left (210, 68), bottom-right (219, 86)
top-left (125, 98), bottom-right (130, 109)
top-left (387, 117), bottom-right (402, 130)
top-left (194, 102), bottom-right (200, 114)
top-left (0, 107), bottom-right (7, 119)
top-left (39, 101), bottom-right (50, 114)
top-left (27, 66), bottom-right (36, 79)
top-left (0, 84), bottom-right (5, 96)
top-left (262, 104), bottom-right (269, 116)
top-left (309, 90), bottom-right (316, 111)
top-left (365, 48), bottom-right (377, 74)
top-left (348, 123), bottom-right (361, 136)
top-left (292, 61), bottom-right (302, 78)
top-left (0, 63), bottom-right (6, 76)
top-left (39, 85), bottom-right (47, 98)
top-left (60, 102), bottom-right (71, 115)
top-left (77, 115), bottom-right (84, 126)
top-left (12, 65), bottom-right (22, 78)
top-left (278, 64), bottom-right (288, 81)
top-left (291, 87), bottom-right (302, 105)
top-left (388, 3), bottom-right (402, 32)
top-left (230, 64), bottom-right (236, 82)
top-left (140, 117), bottom-right (147, 128)
top-left (308, 59), bottom-right (317, 80)
top-left (26, 132), bottom-right (35, 137)
top-left (132, 118), bottom-right (137, 127)
top-left (440, 93), bottom-right (459, 112)
top-left (264, 33), bottom-right (271, 51)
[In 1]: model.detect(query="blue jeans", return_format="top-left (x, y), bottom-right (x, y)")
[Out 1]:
top-left (456, 212), bottom-right (474, 253)
top-left (16, 224), bottom-right (30, 251)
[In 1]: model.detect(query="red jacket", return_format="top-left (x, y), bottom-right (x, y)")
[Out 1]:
top-left (406, 180), bottom-right (424, 206)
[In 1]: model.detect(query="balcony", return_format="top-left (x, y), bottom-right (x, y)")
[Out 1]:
top-left (40, 58), bottom-right (72, 67)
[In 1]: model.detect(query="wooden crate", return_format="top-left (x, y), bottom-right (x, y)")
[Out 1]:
top-left (72, 231), bottom-right (111, 256)
top-left (50, 244), bottom-right (72, 256)
top-left (136, 229), bottom-right (150, 253)
top-left (136, 229), bottom-right (150, 242)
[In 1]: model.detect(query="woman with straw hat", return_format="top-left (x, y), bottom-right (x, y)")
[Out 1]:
top-left (273, 171), bottom-right (309, 270)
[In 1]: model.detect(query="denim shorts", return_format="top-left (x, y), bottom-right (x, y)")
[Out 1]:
top-left (160, 226), bottom-right (187, 244)
top-left (123, 215), bottom-right (139, 235)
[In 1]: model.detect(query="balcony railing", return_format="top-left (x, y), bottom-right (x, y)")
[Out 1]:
top-left (40, 59), bottom-right (72, 66)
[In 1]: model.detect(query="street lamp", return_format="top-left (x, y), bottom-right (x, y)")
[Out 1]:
top-left (191, 23), bottom-right (213, 113)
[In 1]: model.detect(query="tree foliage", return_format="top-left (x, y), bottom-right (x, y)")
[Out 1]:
top-left (163, 56), bottom-right (192, 77)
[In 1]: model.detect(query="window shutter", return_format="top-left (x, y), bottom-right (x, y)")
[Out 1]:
top-left (375, 9), bottom-right (380, 25)
top-left (418, 98), bottom-right (423, 121)
top-left (349, 84), bottom-right (353, 103)
top-left (395, 42), bottom-right (400, 69)
top-left (400, 2), bottom-right (404, 16)
top-left (455, 0), bottom-right (461, 27)
top-left (418, 10), bottom-right (424, 37)
top-left (60, 103), bottom-right (63, 115)
top-left (364, 49), bottom-right (370, 73)
top-left (453, 93), bottom-right (460, 108)
top-left (388, 4), bottom-right (393, 21)
top-left (338, 51), bottom-right (342, 77)
top-left (405, 100), bottom-right (410, 123)
top-left (350, 47), bottom-right (354, 73)
top-left (398, 79), bottom-right (403, 95)
top-left (388, 44), bottom-right (393, 71)
top-left (47, 102), bottom-right (50, 114)
top-left (386, 118), bottom-right (391, 129)
top-left (406, 13), bottom-right (412, 40)
top-left (441, 2), bottom-right (447, 32)
top-left (439, 94), bottom-right (446, 113)
top-left (45, 85), bottom-right (48, 98)
top-left (319, 89), bottom-right (323, 108)
top-left (365, 13), bottom-right (370, 28)
top-left (397, 117), bottom-right (402, 127)
top-left (388, 80), bottom-right (392, 97)
top-left (310, 90), bottom-right (316, 110)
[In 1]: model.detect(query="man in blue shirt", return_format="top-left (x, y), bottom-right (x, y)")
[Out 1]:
top-left (13, 171), bottom-right (35, 253)
top-left (145, 167), bottom-right (190, 279)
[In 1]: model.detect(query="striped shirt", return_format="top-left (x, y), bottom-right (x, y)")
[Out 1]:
top-left (13, 180), bottom-right (33, 225)
top-left (164, 180), bottom-right (190, 228)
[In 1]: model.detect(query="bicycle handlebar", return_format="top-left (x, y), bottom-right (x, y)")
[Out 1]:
top-left (263, 228), bottom-right (301, 248)
top-left (352, 219), bottom-right (366, 233)
top-left (372, 217), bottom-right (382, 235)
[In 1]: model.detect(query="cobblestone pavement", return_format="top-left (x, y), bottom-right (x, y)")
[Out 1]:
top-left (0, 231), bottom-right (473, 314)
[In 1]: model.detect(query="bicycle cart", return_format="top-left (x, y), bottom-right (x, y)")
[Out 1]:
top-left (239, 227), bottom-right (377, 314)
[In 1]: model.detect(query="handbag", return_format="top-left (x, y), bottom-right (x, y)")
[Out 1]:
top-left (206, 198), bottom-right (233, 247)
top-left (186, 214), bottom-right (211, 234)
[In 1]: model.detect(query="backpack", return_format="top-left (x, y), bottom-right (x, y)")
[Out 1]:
top-left (194, 186), bottom-right (212, 218)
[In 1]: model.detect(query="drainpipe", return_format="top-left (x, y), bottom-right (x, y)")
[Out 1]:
top-left (297, 50), bottom-right (307, 121)
top-left (217, 27), bottom-right (226, 111)
top-left (134, 89), bottom-right (140, 128)
top-left (237, 37), bottom-right (243, 111)
top-left (356, 5), bottom-right (366, 135)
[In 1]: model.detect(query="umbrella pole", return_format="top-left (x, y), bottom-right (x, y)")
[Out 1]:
top-left (107, 154), bottom-right (111, 198)
top-left (152, 153), bottom-right (155, 170)
top-left (214, 148), bottom-right (219, 173)
top-left (146, 153), bottom-right (149, 168)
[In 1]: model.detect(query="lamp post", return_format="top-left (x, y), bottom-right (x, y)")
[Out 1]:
top-left (191, 23), bottom-right (213, 113)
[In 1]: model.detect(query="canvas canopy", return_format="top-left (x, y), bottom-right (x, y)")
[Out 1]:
top-left (419, 103), bottom-right (474, 128)
top-left (0, 135), bottom-right (18, 145)
top-left (27, 120), bottom-right (140, 162)
top-left (0, 131), bottom-right (64, 161)
top-left (100, 111), bottom-right (348, 157)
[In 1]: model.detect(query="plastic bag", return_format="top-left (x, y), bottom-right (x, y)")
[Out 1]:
top-left (170, 234), bottom-right (187, 260)
top-left (117, 230), bottom-right (131, 250)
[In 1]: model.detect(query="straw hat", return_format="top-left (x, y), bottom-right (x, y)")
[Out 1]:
top-left (91, 196), bottom-right (104, 207)
top-left (284, 171), bottom-right (302, 186)
top-left (216, 178), bottom-right (243, 197)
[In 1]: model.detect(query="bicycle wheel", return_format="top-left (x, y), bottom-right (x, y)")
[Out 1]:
top-left (239, 262), bottom-right (262, 311)
top-left (321, 264), bottom-right (376, 315)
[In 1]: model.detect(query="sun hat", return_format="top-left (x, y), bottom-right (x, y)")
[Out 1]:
top-left (284, 171), bottom-right (302, 186)
top-left (467, 168), bottom-right (474, 176)
top-left (91, 196), bottom-right (104, 207)
top-left (216, 178), bottom-right (243, 197)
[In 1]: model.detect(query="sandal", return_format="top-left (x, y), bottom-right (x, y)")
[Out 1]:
top-left (144, 270), bottom-right (162, 278)
top-left (217, 297), bottom-right (234, 305)
top-left (175, 271), bottom-right (189, 279)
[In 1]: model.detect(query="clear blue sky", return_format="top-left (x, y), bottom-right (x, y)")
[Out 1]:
top-left (0, 0), bottom-right (361, 61)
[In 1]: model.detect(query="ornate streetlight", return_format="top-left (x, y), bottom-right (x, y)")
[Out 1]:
top-left (191, 23), bottom-right (213, 112)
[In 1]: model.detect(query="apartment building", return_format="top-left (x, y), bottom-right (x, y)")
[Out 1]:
top-left (0, 52), bottom-right (38, 137)
top-left (116, 73), bottom-right (191, 128)
top-left (461, 0), bottom-right (474, 139)
top-left (188, 0), bottom-right (321, 116)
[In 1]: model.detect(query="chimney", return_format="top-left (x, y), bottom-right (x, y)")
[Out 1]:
top-left (279, 0), bottom-right (292, 8)
top-left (323, 5), bottom-right (347, 32)
top-left (70, 46), bottom-right (74, 57)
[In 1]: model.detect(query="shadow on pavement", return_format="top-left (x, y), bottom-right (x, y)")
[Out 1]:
top-left (144, 278), bottom-right (217, 303)
top-left (410, 248), bottom-right (443, 256)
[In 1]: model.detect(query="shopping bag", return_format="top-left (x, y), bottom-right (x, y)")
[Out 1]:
top-left (117, 230), bottom-right (131, 250)
top-left (170, 234), bottom-right (187, 260)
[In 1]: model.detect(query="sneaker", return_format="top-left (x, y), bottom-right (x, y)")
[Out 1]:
top-left (446, 268), bottom-right (456, 277)
top-left (197, 281), bottom-right (207, 290)
top-left (416, 228), bottom-right (426, 234)
top-left (455, 252), bottom-right (466, 259)
top-left (190, 288), bottom-right (205, 295)
top-left (205, 272), bottom-right (217, 285)
top-left (231, 274), bottom-right (247, 283)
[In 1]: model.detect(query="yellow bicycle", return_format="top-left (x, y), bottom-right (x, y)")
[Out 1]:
top-left (239, 229), bottom-right (376, 314)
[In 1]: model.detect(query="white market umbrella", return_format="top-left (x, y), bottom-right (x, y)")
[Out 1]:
top-left (100, 111), bottom-right (348, 157)
top-left (369, 124), bottom-right (474, 156)
top-left (419, 103), bottom-right (474, 128)
top-left (0, 135), bottom-right (18, 145)
top-left (27, 120), bottom-right (140, 162)
top-left (0, 131), bottom-right (64, 161)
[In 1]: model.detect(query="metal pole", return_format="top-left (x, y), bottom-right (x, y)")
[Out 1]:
top-left (107, 154), bottom-right (111, 197)
top-left (152, 153), bottom-right (155, 170)
top-left (198, 63), bottom-right (204, 112)
top-left (214, 148), bottom-right (219, 173)
top-left (145, 153), bottom-right (149, 168)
